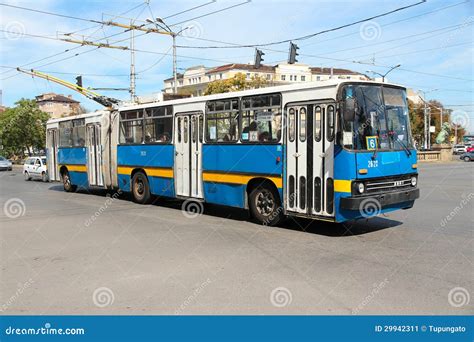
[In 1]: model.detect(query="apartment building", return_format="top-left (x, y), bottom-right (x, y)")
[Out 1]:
top-left (163, 63), bottom-right (369, 96)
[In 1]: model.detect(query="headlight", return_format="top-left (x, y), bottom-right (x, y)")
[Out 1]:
top-left (411, 176), bottom-right (417, 187)
top-left (357, 182), bottom-right (365, 194)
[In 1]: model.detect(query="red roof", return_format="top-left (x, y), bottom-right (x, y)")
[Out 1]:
top-left (206, 63), bottom-right (275, 74)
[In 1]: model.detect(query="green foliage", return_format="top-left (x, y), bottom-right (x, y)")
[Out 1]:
top-left (0, 99), bottom-right (49, 158)
top-left (204, 72), bottom-right (268, 95)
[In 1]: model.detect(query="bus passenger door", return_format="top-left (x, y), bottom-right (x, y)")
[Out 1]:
top-left (312, 103), bottom-right (335, 217)
top-left (285, 105), bottom-right (308, 214)
top-left (286, 102), bottom-right (335, 217)
top-left (46, 129), bottom-right (59, 181)
top-left (86, 123), bottom-right (104, 187)
top-left (174, 113), bottom-right (203, 198)
top-left (190, 113), bottom-right (203, 198)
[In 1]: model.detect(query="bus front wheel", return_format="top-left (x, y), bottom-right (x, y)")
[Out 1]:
top-left (62, 170), bottom-right (77, 192)
top-left (249, 184), bottom-right (284, 226)
top-left (132, 172), bottom-right (151, 204)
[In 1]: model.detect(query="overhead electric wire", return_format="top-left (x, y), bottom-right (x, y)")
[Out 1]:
top-left (171, 0), bottom-right (427, 48)
top-left (0, 2), bottom-right (148, 77)
top-left (169, 0), bottom-right (251, 27)
top-left (162, 0), bottom-right (216, 20)
top-left (4, 26), bottom-right (471, 83)
top-left (300, 0), bottom-right (469, 48)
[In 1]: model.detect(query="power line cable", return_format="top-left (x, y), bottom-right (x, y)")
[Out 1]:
top-left (172, 0), bottom-right (427, 47)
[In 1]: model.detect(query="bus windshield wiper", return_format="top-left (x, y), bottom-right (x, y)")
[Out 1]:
top-left (392, 135), bottom-right (411, 157)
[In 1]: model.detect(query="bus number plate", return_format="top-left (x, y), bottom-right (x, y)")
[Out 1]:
top-left (368, 160), bottom-right (378, 168)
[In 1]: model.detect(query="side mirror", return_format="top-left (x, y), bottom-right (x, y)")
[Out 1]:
top-left (343, 98), bottom-right (356, 122)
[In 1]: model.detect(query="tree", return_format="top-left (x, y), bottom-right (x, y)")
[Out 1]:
top-left (408, 99), bottom-right (424, 147)
top-left (204, 72), bottom-right (268, 95)
top-left (0, 99), bottom-right (49, 158)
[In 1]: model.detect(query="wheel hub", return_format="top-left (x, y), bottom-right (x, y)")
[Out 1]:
top-left (256, 190), bottom-right (275, 216)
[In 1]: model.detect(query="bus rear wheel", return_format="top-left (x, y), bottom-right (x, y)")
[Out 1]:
top-left (62, 170), bottom-right (77, 192)
top-left (249, 184), bottom-right (284, 226)
top-left (132, 172), bottom-right (151, 204)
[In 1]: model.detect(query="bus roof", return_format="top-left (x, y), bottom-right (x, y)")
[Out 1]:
top-left (47, 79), bottom-right (405, 123)
top-left (119, 79), bottom-right (405, 112)
top-left (47, 110), bottom-right (110, 124)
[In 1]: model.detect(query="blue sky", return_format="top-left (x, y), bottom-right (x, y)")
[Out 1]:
top-left (1, 0), bottom-right (473, 132)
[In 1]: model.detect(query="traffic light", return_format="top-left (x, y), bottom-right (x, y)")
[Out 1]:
top-left (75, 76), bottom-right (83, 88)
top-left (288, 42), bottom-right (299, 64)
top-left (255, 49), bottom-right (265, 68)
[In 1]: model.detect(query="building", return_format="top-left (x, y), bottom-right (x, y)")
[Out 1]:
top-left (163, 63), bottom-right (369, 96)
top-left (35, 93), bottom-right (81, 118)
top-left (407, 89), bottom-right (424, 105)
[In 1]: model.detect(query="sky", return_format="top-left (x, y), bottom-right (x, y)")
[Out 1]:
top-left (1, 0), bottom-right (473, 132)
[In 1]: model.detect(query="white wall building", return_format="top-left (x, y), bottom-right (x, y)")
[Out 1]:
top-left (163, 63), bottom-right (369, 96)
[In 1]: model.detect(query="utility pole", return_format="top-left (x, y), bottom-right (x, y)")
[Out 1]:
top-left (172, 33), bottom-right (177, 94)
top-left (130, 20), bottom-right (136, 101)
top-left (146, 18), bottom-right (188, 95)
top-left (423, 101), bottom-right (428, 150)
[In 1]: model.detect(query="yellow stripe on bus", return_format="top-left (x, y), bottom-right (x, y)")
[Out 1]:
top-left (117, 166), bottom-right (174, 179)
top-left (203, 172), bottom-right (283, 188)
top-left (334, 179), bottom-right (352, 193)
top-left (61, 164), bottom-right (87, 172)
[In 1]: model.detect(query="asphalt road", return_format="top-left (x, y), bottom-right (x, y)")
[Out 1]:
top-left (0, 161), bottom-right (472, 315)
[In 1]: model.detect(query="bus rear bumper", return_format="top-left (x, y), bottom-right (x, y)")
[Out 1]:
top-left (340, 188), bottom-right (420, 211)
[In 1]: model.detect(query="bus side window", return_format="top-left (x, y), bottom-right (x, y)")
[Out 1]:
top-left (327, 105), bottom-right (335, 142)
top-left (241, 94), bottom-right (281, 143)
top-left (205, 99), bottom-right (239, 143)
top-left (288, 108), bottom-right (296, 142)
top-left (299, 107), bottom-right (307, 142)
top-left (184, 117), bottom-right (188, 144)
top-left (314, 106), bottom-right (322, 142)
top-left (119, 110), bottom-right (144, 144)
top-left (199, 116), bottom-right (203, 143)
top-left (144, 106), bottom-right (172, 143)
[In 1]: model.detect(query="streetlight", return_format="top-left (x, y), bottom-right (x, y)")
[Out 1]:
top-left (418, 88), bottom-right (438, 150)
top-left (146, 18), bottom-right (189, 94)
top-left (366, 64), bottom-right (401, 82)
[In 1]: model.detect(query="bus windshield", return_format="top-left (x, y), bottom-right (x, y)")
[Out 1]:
top-left (341, 84), bottom-right (413, 151)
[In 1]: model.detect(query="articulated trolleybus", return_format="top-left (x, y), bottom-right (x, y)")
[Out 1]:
top-left (46, 80), bottom-right (419, 226)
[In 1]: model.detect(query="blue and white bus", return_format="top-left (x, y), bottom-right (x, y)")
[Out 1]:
top-left (45, 80), bottom-right (419, 225)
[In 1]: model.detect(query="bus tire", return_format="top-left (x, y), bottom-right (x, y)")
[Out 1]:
top-left (62, 170), bottom-right (77, 192)
top-left (132, 172), bottom-right (151, 204)
top-left (249, 184), bottom-right (284, 226)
